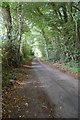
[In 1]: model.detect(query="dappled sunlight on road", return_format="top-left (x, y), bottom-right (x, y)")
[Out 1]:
top-left (32, 59), bottom-right (78, 118)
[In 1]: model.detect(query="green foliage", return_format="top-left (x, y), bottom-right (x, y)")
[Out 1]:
top-left (2, 68), bottom-right (17, 87)
top-left (62, 62), bottom-right (79, 73)
top-left (21, 36), bottom-right (34, 61)
top-left (1, 2), bottom-right (79, 83)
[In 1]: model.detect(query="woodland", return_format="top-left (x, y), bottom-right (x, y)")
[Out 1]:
top-left (0, 2), bottom-right (79, 85)
top-left (0, 2), bottom-right (80, 118)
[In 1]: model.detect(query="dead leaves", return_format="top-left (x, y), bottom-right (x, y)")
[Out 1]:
top-left (15, 81), bottom-right (26, 86)
top-left (42, 105), bottom-right (47, 109)
top-left (25, 102), bottom-right (29, 107)
top-left (23, 65), bottom-right (33, 69)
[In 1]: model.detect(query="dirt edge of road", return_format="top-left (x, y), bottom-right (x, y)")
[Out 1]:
top-left (40, 61), bottom-right (79, 80)
top-left (2, 61), bottom-right (55, 118)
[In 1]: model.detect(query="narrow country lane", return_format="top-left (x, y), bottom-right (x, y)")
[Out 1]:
top-left (3, 59), bottom-right (79, 118)
top-left (2, 2), bottom-right (80, 119)
top-left (32, 59), bottom-right (78, 118)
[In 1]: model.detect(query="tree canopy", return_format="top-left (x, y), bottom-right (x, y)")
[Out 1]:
top-left (0, 2), bottom-right (79, 68)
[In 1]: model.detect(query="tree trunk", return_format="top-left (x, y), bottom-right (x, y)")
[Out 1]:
top-left (2, 3), bottom-right (12, 41)
top-left (41, 29), bottom-right (49, 60)
top-left (2, 3), bottom-right (14, 66)
top-left (77, 1), bottom-right (80, 62)
top-left (2, 3), bottom-right (23, 67)
top-left (69, 2), bottom-right (73, 21)
top-left (77, 2), bottom-right (80, 41)
top-left (17, 3), bottom-right (23, 64)
top-left (62, 3), bottom-right (68, 23)
top-left (58, 9), bottom-right (63, 21)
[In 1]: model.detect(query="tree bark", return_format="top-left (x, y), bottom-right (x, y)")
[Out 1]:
top-left (2, 3), bottom-right (12, 42)
top-left (16, 3), bottom-right (23, 64)
top-left (62, 3), bottom-right (68, 23)
top-left (2, 3), bottom-right (23, 67)
top-left (77, 2), bottom-right (80, 41)
top-left (69, 2), bottom-right (73, 21)
top-left (41, 29), bottom-right (49, 60)
top-left (77, 2), bottom-right (80, 63)
top-left (2, 3), bottom-right (14, 66)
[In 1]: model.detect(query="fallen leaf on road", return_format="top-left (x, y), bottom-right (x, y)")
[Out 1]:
top-left (42, 106), bottom-right (47, 109)
top-left (19, 115), bottom-right (22, 118)
top-left (25, 103), bottom-right (28, 107)
top-left (60, 106), bottom-right (62, 109)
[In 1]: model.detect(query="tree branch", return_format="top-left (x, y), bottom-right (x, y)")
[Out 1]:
top-left (73, 5), bottom-right (80, 11)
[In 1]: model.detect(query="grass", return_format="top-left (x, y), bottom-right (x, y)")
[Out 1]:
top-left (2, 56), bottom-right (34, 87)
top-left (62, 62), bottom-right (79, 74)
top-left (2, 68), bottom-right (18, 87)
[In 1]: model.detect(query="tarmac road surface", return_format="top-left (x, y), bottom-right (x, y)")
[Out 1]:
top-left (32, 59), bottom-right (78, 118)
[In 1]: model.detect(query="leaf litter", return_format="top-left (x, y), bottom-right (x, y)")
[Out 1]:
top-left (3, 65), bottom-right (55, 118)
